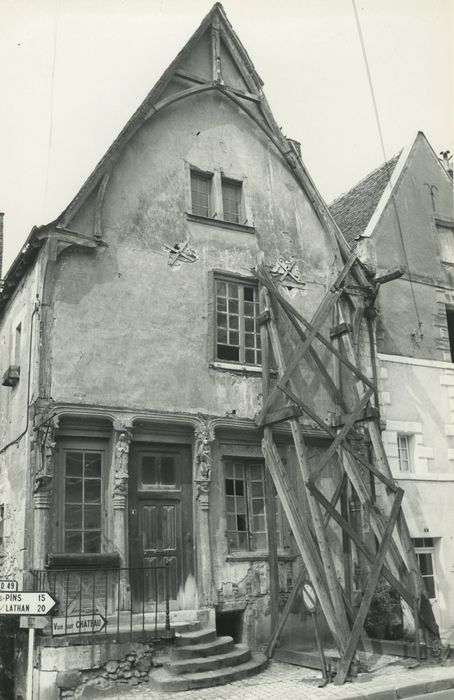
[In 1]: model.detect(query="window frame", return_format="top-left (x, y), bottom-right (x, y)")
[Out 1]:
top-left (190, 168), bottom-right (213, 219)
top-left (55, 439), bottom-right (107, 555)
top-left (412, 538), bottom-right (437, 600)
top-left (397, 433), bottom-right (413, 473)
top-left (223, 458), bottom-right (282, 554)
top-left (213, 273), bottom-right (261, 366)
top-left (221, 176), bottom-right (243, 225)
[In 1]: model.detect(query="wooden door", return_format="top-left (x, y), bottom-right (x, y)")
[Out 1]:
top-left (129, 445), bottom-right (193, 610)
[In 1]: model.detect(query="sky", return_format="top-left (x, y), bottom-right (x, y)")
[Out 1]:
top-left (0, 0), bottom-right (452, 273)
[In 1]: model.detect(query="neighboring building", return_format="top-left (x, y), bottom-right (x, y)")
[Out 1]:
top-left (0, 4), bottom-right (370, 696)
top-left (331, 131), bottom-right (454, 642)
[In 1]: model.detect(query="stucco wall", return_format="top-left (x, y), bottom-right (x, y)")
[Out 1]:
top-left (0, 260), bottom-right (41, 578)
top-left (50, 91), bottom-right (339, 420)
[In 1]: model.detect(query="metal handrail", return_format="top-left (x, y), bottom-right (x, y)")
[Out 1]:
top-left (28, 563), bottom-right (172, 643)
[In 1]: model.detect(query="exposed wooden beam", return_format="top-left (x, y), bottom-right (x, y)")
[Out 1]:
top-left (335, 489), bottom-right (404, 684)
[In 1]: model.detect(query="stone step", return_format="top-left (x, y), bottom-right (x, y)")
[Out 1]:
top-left (175, 628), bottom-right (216, 646)
top-left (166, 644), bottom-right (251, 675)
top-left (150, 652), bottom-right (267, 692)
top-left (172, 636), bottom-right (233, 659)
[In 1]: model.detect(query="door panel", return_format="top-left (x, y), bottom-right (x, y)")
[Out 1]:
top-left (129, 444), bottom-right (193, 611)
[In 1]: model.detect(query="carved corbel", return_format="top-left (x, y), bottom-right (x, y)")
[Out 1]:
top-left (194, 419), bottom-right (215, 502)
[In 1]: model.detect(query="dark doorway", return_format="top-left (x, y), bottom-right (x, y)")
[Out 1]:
top-left (216, 610), bottom-right (243, 643)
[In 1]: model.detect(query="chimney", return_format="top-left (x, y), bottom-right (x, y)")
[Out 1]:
top-left (440, 150), bottom-right (453, 179)
top-left (0, 212), bottom-right (3, 280)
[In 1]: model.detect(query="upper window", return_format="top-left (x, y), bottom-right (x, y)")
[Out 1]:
top-left (397, 434), bottom-right (413, 472)
top-left (437, 224), bottom-right (454, 264)
top-left (222, 178), bottom-right (242, 224)
top-left (63, 449), bottom-right (103, 553)
top-left (215, 277), bottom-right (261, 365)
top-left (412, 537), bottom-right (436, 599)
top-left (191, 170), bottom-right (212, 218)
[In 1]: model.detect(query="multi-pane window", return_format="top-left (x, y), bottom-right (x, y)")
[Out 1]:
top-left (412, 538), bottom-right (436, 599)
top-left (222, 178), bottom-right (242, 223)
top-left (191, 171), bottom-right (212, 218)
top-left (64, 450), bottom-right (102, 553)
top-left (215, 278), bottom-right (261, 364)
top-left (225, 461), bottom-right (269, 551)
top-left (397, 434), bottom-right (412, 472)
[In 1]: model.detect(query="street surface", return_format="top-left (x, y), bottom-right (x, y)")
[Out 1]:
top-left (78, 659), bottom-right (454, 700)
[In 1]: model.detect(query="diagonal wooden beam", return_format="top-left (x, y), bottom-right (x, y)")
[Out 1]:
top-left (279, 385), bottom-right (397, 492)
top-left (262, 435), bottom-right (346, 652)
top-left (334, 488), bottom-right (404, 684)
top-left (255, 266), bottom-right (376, 394)
top-left (306, 480), bottom-right (414, 608)
top-left (263, 289), bottom-right (350, 650)
top-left (310, 388), bottom-right (374, 482)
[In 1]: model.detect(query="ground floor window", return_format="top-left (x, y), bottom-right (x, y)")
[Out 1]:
top-left (412, 537), bottom-right (436, 599)
top-left (224, 460), bottom-right (284, 552)
top-left (63, 449), bottom-right (103, 553)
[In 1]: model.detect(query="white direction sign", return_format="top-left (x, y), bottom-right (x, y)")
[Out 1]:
top-left (52, 613), bottom-right (106, 636)
top-left (0, 580), bottom-right (18, 592)
top-left (0, 592), bottom-right (56, 616)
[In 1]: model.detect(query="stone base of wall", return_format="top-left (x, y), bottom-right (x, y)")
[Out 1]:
top-left (36, 639), bottom-right (166, 699)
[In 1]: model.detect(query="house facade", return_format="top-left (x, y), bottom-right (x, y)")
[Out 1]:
top-left (331, 132), bottom-right (454, 642)
top-left (0, 5), bottom-right (371, 695)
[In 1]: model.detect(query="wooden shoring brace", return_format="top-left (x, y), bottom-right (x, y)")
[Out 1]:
top-left (254, 266), bottom-right (375, 423)
top-left (306, 481), bottom-right (417, 620)
top-left (262, 288), bottom-right (350, 651)
top-left (262, 435), bottom-right (347, 653)
top-left (334, 488), bottom-right (404, 684)
top-left (336, 300), bottom-right (430, 608)
top-left (259, 285), bottom-right (280, 632)
top-left (255, 262), bottom-right (354, 424)
top-left (277, 383), bottom-right (409, 584)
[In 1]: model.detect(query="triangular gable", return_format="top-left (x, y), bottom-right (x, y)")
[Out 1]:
top-left (53, 3), bottom-right (357, 276)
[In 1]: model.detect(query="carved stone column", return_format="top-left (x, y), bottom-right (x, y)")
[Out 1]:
top-left (194, 420), bottom-right (216, 608)
top-left (32, 413), bottom-right (59, 569)
top-left (111, 422), bottom-right (132, 610)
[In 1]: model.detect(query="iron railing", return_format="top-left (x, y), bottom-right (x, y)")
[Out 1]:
top-left (28, 564), bottom-right (172, 642)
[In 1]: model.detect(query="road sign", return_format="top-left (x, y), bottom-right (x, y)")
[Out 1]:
top-left (52, 613), bottom-right (106, 636)
top-left (0, 592), bottom-right (56, 616)
top-left (302, 581), bottom-right (317, 613)
top-left (0, 580), bottom-right (18, 592)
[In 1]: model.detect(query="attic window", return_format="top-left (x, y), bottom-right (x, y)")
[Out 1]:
top-left (437, 224), bottom-right (454, 264)
top-left (222, 178), bottom-right (242, 224)
top-left (191, 170), bottom-right (212, 218)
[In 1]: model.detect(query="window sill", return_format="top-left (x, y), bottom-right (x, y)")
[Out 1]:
top-left (226, 551), bottom-right (296, 562)
top-left (186, 212), bottom-right (255, 234)
top-left (209, 361), bottom-right (263, 375)
top-left (46, 552), bottom-right (121, 569)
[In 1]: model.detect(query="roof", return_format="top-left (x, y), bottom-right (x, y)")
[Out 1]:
top-left (329, 152), bottom-right (401, 246)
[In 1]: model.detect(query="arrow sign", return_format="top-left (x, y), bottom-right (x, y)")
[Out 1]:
top-left (0, 592), bottom-right (56, 616)
top-left (52, 613), bottom-right (106, 636)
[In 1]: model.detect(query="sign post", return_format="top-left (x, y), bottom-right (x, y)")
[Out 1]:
top-left (0, 589), bottom-right (56, 700)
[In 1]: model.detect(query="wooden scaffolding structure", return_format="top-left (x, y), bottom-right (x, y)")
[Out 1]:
top-left (254, 254), bottom-right (440, 684)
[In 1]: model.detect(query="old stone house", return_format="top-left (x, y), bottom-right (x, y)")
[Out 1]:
top-left (0, 3), bottom-right (408, 697)
top-left (331, 132), bottom-right (454, 642)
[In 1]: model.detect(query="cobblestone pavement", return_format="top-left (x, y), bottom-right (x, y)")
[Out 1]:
top-left (87, 658), bottom-right (454, 700)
